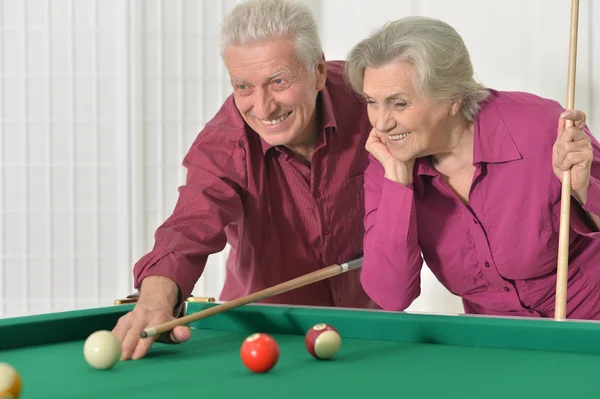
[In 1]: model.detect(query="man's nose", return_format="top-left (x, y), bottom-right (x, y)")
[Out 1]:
top-left (253, 90), bottom-right (276, 119)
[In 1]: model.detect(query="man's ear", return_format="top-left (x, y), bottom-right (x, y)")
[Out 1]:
top-left (315, 53), bottom-right (327, 91)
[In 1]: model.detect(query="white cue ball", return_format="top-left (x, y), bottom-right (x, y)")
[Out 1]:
top-left (0, 363), bottom-right (21, 398)
top-left (83, 330), bottom-right (122, 370)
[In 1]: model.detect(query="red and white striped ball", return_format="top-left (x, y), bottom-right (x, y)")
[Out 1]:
top-left (304, 323), bottom-right (341, 360)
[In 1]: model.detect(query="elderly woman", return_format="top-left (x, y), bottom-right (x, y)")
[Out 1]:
top-left (345, 16), bottom-right (600, 319)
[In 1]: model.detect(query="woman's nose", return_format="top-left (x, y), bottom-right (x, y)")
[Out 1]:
top-left (375, 109), bottom-right (395, 133)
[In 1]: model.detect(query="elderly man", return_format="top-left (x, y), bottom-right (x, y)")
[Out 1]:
top-left (112, 0), bottom-right (377, 360)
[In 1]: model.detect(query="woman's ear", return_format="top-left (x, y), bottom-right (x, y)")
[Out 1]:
top-left (450, 97), bottom-right (463, 116)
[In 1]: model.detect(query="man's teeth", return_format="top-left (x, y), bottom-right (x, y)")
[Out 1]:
top-left (388, 132), bottom-right (410, 141)
top-left (261, 112), bottom-right (291, 125)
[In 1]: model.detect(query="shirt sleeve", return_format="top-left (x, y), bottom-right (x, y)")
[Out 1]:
top-left (133, 130), bottom-right (248, 301)
top-left (567, 126), bottom-right (600, 239)
top-left (360, 154), bottom-right (423, 311)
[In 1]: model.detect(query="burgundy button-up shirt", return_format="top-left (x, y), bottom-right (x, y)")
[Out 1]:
top-left (134, 61), bottom-right (378, 309)
top-left (361, 89), bottom-right (600, 319)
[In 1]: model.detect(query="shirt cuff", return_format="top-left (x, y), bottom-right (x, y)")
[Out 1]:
top-left (373, 178), bottom-right (416, 244)
top-left (582, 175), bottom-right (600, 217)
top-left (134, 251), bottom-right (201, 304)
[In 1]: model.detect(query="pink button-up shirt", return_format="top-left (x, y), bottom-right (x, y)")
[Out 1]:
top-left (133, 61), bottom-right (378, 309)
top-left (361, 89), bottom-right (600, 319)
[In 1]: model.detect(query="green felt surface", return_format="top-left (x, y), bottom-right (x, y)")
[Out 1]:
top-left (2, 303), bottom-right (600, 398)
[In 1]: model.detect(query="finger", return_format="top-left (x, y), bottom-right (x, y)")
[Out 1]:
top-left (155, 330), bottom-right (177, 345)
top-left (155, 326), bottom-right (191, 344)
top-left (557, 113), bottom-right (566, 138)
top-left (555, 135), bottom-right (592, 166)
top-left (111, 314), bottom-right (131, 342)
top-left (558, 151), bottom-right (591, 172)
top-left (131, 325), bottom-right (158, 360)
top-left (566, 126), bottom-right (591, 143)
top-left (560, 109), bottom-right (587, 129)
top-left (555, 141), bottom-right (580, 165)
top-left (121, 321), bottom-right (149, 360)
top-left (558, 125), bottom-right (590, 145)
top-left (172, 326), bottom-right (192, 342)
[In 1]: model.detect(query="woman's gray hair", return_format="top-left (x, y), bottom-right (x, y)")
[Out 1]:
top-left (345, 16), bottom-right (489, 122)
top-left (220, 0), bottom-right (323, 72)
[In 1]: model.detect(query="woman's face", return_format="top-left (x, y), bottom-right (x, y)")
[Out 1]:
top-left (362, 61), bottom-right (461, 162)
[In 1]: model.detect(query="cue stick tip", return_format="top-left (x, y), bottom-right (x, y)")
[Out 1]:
top-left (140, 328), bottom-right (157, 339)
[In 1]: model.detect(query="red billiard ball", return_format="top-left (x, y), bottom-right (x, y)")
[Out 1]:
top-left (305, 323), bottom-right (341, 360)
top-left (240, 333), bottom-right (280, 373)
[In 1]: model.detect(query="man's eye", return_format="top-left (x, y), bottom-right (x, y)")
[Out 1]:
top-left (270, 79), bottom-right (289, 91)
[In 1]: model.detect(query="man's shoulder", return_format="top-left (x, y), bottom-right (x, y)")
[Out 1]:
top-left (324, 60), bottom-right (360, 99)
top-left (194, 95), bottom-right (249, 145)
top-left (204, 95), bottom-right (246, 133)
top-left (323, 60), bottom-right (370, 124)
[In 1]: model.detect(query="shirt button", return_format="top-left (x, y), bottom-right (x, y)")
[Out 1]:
top-left (504, 287), bottom-right (510, 292)
top-left (315, 192), bottom-right (321, 199)
top-left (484, 261), bottom-right (490, 268)
top-left (323, 229), bottom-right (330, 235)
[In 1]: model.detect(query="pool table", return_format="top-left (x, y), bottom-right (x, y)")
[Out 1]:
top-left (2, 301), bottom-right (600, 398)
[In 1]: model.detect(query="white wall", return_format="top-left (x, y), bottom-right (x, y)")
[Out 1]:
top-left (1, 0), bottom-right (598, 317)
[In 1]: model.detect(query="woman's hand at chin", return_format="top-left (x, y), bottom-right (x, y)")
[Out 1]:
top-left (365, 128), bottom-right (416, 187)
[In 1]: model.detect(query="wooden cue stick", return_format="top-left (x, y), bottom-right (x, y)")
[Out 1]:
top-left (554, 0), bottom-right (579, 321)
top-left (140, 257), bottom-right (363, 338)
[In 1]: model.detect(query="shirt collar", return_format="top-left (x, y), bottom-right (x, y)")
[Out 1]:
top-left (471, 92), bottom-right (522, 164)
top-left (259, 84), bottom-right (337, 156)
top-left (414, 92), bottom-right (522, 193)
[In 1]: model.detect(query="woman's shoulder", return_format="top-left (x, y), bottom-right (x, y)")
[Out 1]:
top-left (481, 89), bottom-right (565, 138)
top-left (484, 89), bottom-right (564, 119)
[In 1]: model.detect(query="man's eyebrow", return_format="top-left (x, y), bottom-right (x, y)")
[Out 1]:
top-left (265, 70), bottom-right (290, 80)
top-left (230, 70), bottom-right (291, 85)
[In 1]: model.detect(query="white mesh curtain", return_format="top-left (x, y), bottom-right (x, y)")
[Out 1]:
top-left (0, 0), bottom-right (237, 317)
top-left (2, 0), bottom-right (597, 318)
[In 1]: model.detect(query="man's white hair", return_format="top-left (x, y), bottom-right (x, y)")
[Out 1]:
top-left (220, 0), bottom-right (323, 72)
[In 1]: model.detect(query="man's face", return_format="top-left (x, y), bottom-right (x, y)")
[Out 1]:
top-left (224, 37), bottom-right (326, 149)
